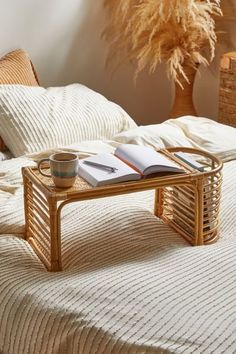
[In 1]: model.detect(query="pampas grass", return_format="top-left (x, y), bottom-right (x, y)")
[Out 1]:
top-left (103, 0), bottom-right (223, 86)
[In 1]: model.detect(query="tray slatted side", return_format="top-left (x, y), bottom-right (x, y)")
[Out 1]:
top-left (24, 177), bottom-right (52, 269)
top-left (160, 171), bottom-right (222, 245)
top-left (218, 51), bottom-right (236, 127)
top-left (161, 185), bottom-right (198, 245)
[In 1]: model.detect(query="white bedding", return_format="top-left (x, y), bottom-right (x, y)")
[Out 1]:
top-left (0, 117), bottom-right (236, 354)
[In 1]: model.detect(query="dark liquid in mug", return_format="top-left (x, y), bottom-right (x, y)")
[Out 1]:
top-left (55, 157), bottom-right (74, 161)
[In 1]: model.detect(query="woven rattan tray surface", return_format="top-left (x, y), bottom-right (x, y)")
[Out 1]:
top-left (24, 148), bottom-right (219, 198)
top-left (22, 147), bottom-right (223, 271)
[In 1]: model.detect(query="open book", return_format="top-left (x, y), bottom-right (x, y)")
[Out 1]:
top-left (78, 144), bottom-right (185, 187)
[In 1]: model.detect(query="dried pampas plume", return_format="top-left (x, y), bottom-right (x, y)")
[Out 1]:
top-left (103, 0), bottom-right (223, 86)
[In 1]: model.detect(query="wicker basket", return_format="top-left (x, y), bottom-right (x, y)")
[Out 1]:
top-left (218, 51), bottom-right (236, 127)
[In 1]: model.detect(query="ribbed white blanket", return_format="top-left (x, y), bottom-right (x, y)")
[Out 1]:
top-left (0, 118), bottom-right (236, 354)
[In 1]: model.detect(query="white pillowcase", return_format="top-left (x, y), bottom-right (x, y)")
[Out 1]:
top-left (113, 123), bottom-right (195, 149)
top-left (0, 84), bottom-right (137, 157)
top-left (165, 116), bottom-right (236, 161)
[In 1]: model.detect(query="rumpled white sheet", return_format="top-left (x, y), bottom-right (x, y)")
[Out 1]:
top-left (0, 117), bottom-right (236, 354)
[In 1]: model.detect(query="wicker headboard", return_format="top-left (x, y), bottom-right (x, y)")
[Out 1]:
top-left (0, 49), bottom-right (40, 152)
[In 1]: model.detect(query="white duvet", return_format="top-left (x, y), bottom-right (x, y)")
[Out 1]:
top-left (0, 117), bottom-right (236, 354)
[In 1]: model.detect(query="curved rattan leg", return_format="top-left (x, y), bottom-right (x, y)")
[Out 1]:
top-left (48, 197), bottom-right (62, 271)
top-left (154, 188), bottom-right (163, 217)
top-left (194, 181), bottom-right (204, 246)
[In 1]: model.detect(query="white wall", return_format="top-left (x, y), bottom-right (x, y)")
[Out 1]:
top-left (0, 0), bottom-right (235, 125)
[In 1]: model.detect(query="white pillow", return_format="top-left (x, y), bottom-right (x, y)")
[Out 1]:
top-left (165, 116), bottom-right (236, 161)
top-left (0, 84), bottom-right (137, 157)
top-left (113, 123), bottom-right (195, 149)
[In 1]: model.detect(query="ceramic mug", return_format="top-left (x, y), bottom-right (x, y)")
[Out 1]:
top-left (38, 152), bottom-right (79, 188)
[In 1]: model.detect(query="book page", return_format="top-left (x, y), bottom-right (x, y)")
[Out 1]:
top-left (79, 153), bottom-right (141, 186)
top-left (115, 144), bottom-right (183, 175)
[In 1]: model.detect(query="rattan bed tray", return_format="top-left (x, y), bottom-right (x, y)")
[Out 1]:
top-left (22, 147), bottom-right (223, 271)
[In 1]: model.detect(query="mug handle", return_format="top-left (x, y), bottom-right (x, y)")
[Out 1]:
top-left (38, 158), bottom-right (51, 177)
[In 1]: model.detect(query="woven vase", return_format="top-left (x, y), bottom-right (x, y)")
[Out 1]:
top-left (169, 64), bottom-right (198, 118)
